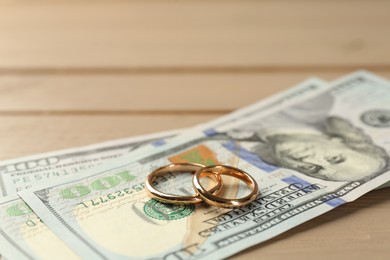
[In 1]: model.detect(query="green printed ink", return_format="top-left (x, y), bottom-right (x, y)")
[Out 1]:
top-left (91, 176), bottom-right (121, 190)
top-left (60, 185), bottom-right (91, 199)
top-left (181, 150), bottom-right (210, 165)
top-left (144, 199), bottom-right (194, 221)
top-left (116, 171), bottom-right (135, 183)
top-left (6, 203), bottom-right (32, 216)
top-left (25, 219), bottom-right (36, 227)
top-left (60, 172), bottom-right (134, 200)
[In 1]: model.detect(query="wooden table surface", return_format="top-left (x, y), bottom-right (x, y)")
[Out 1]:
top-left (1, 1), bottom-right (389, 259)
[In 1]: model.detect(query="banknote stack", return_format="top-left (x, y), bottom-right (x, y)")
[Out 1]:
top-left (0, 71), bottom-right (389, 259)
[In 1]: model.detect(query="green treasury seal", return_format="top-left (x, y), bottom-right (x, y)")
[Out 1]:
top-left (144, 199), bottom-right (195, 221)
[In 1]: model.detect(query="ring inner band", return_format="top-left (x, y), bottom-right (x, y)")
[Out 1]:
top-left (145, 163), bottom-right (223, 204)
top-left (193, 165), bottom-right (259, 208)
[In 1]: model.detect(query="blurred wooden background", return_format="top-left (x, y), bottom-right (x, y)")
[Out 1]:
top-left (0, 0), bottom-right (389, 259)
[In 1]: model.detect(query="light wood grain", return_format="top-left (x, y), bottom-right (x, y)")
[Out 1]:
top-left (0, 71), bottom-right (388, 112)
top-left (0, 0), bottom-right (389, 69)
top-left (0, 73), bottom-right (322, 112)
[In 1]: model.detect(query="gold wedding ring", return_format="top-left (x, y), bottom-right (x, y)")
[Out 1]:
top-left (145, 163), bottom-right (223, 204)
top-left (193, 165), bottom-right (259, 208)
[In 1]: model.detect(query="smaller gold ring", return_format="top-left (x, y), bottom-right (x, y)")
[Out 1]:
top-left (193, 165), bottom-right (259, 208)
top-left (145, 163), bottom-right (223, 204)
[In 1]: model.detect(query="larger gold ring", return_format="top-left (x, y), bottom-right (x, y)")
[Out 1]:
top-left (193, 165), bottom-right (259, 208)
top-left (145, 163), bottom-right (223, 204)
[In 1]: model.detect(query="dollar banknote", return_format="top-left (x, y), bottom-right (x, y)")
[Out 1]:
top-left (0, 129), bottom-right (185, 196)
top-left (0, 78), bottom-right (325, 259)
top-left (18, 71), bottom-right (390, 259)
top-left (0, 130), bottom-right (185, 260)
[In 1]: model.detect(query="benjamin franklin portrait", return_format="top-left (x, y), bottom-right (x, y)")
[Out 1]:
top-left (225, 92), bottom-right (389, 182)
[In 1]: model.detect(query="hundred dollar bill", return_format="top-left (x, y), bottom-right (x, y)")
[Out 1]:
top-left (0, 78), bottom-right (325, 259)
top-left (0, 130), bottom-right (184, 260)
top-left (19, 71), bottom-right (390, 259)
top-left (0, 129), bottom-right (184, 196)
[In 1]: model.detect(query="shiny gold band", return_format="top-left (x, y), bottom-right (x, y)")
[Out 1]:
top-left (145, 163), bottom-right (223, 204)
top-left (193, 165), bottom-right (259, 208)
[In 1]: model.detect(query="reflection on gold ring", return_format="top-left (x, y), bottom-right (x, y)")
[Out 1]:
top-left (145, 163), bottom-right (223, 204)
top-left (193, 165), bottom-right (259, 208)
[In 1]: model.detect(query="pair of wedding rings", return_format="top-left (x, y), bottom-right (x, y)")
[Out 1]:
top-left (145, 163), bottom-right (259, 208)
